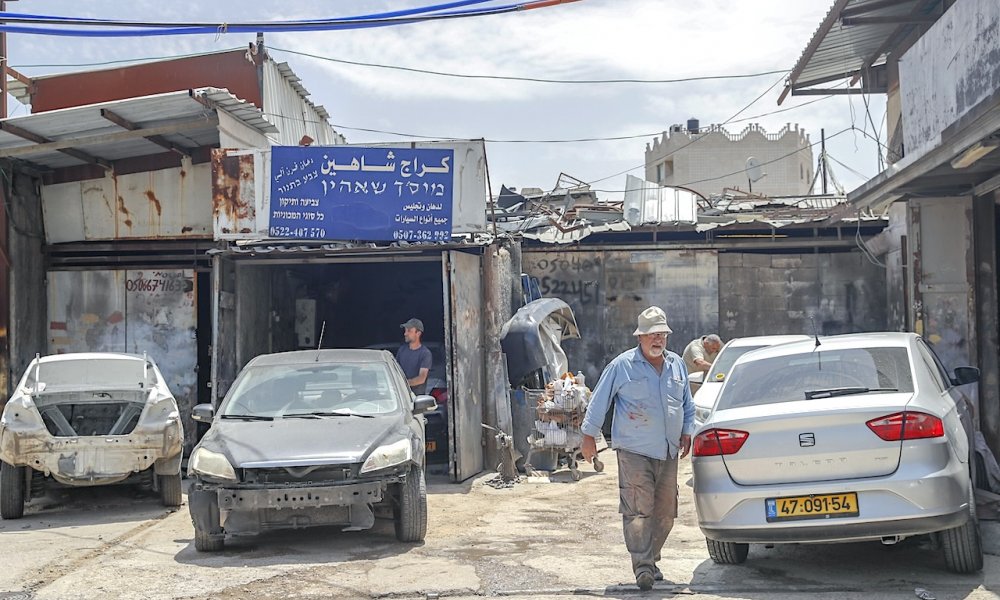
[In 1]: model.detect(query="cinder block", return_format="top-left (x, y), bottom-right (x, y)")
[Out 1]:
top-left (742, 253), bottom-right (772, 268)
top-left (718, 253), bottom-right (743, 267)
top-left (771, 256), bottom-right (803, 269)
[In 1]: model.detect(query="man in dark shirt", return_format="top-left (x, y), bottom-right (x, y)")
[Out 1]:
top-left (396, 318), bottom-right (433, 395)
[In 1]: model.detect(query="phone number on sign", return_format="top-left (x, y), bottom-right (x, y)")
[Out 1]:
top-left (269, 226), bottom-right (328, 239)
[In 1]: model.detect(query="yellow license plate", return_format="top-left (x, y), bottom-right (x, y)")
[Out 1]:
top-left (766, 492), bottom-right (859, 522)
top-left (426, 441), bottom-right (437, 453)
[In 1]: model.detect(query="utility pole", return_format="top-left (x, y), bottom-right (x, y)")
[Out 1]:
top-left (820, 128), bottom-right (828, 195)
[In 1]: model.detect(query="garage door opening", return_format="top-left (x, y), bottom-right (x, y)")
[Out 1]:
top-left (230, 257), bottom-right (454, 475)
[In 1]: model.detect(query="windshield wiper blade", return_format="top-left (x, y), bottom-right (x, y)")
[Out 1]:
top-left (804, 387), bottom-right (899, 400)
top-left (289, 410), bottom-right (375, 419)
top-left (220, 414), bottom-right (274, 421)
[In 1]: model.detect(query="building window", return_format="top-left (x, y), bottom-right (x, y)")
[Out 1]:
top-left (656, 163), bottom-right (664, 183)
top-left (800, 164), bottom-right (804, 181)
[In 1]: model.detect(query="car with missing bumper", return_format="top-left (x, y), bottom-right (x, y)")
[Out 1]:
top-left (186, 349), bottom-right (435, 552)
top-left (0, 353), bottom-right (184, 519)
top-left (692, 332), bottom-right (983, 573)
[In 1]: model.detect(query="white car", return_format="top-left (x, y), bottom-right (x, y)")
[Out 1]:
top-left (692, 336), bottom-right (811, 426)
top-left (692, 332), bottom-right (982, 573)
top-left (0, 353), bottom-right (184, 519)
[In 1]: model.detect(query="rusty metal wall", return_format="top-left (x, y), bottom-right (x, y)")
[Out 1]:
top-left (7, 167), bottom-right (46, 398)
top-left (234, 264), bottom-right (273, 369)
top-left (47, 269), bottom-right (199, 448)
top-left (974, 195), bottom-right (1000, 455)
top-left (521, 249), bottom-right (719, 386)
top-left (41, 162), bottom-right (213, 243)
top-left (446, 250), bottom-right (486, 481)
top-left (211, 256), bottom-right (238, 404)
top-left (212, 149), bottom-right (260, 239)
top-left (27, 50), bottom-right (263, 114)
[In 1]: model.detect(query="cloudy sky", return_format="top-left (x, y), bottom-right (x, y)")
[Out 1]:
top-left (6, 0), bottom-right (887, 199)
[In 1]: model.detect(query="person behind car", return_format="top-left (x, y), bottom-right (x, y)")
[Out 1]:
top-left (396, 318), bottom-right (432, 395)
top-left (579, 306), bottom-right (696, 591)
top-left (682, 334), bottom-right (722, 374)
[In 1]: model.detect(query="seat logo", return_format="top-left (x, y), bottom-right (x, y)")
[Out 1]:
top-left (799, 433), bottom-right (816, 447)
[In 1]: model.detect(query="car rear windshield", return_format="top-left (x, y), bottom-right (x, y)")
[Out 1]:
top-left (221, 363), bottom-right (400, 418)
top-left (716, 346), bottom-right (914, 410)
top-left (24, 358), bottom-right (154, 391)
top-left (708, 345), bottom-right (765, 382)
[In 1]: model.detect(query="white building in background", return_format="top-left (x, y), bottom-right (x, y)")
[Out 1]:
top-left (644, 119), bottom-right (814, 198)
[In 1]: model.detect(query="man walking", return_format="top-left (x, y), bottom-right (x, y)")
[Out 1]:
top-left (580, 306), bottom-right (695, 591)
top-left (396, 318), bottom-right (432, 395)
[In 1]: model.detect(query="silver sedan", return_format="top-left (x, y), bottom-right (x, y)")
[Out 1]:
top-left (692, 332), bottom-right (983, 573)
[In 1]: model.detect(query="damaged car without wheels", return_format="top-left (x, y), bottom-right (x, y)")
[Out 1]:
top-left (186, 349), bottom-right (434, 552)
top-left (0, 353), bottom-right (184, 519)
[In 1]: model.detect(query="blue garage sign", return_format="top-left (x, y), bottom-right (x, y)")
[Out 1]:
top-left (269, 146), bottom-right (455, 242)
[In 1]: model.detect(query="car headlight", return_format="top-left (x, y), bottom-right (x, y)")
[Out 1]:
top-left (360, 438), bottom-right (412, 474)
top-left (188, 447), bottom-right (237, 481)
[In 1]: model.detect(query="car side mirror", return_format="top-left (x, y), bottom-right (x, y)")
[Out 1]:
top-left (688, 372), bottom-right (704, 385)
top-left (413, 395), bottom-right (437, 415)
top-left (192, 403), bottom-right (215, 423)
top-left (952, 366), bottom-right (980, 386)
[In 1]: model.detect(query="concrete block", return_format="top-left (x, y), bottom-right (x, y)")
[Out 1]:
top-left (798, 253), bottom-right (820, 268)
top-left (742, 253), bottom-right (772, 268)
top-left (718, 253), bottom-right (742, 267)
top-left (771, 256), bottom-right (803, 269)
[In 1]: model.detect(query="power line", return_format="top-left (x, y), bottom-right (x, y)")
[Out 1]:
top-left (269, 46), bottom-right (789, 85)
top-left (585, 72), bottom-right (789, 186)
top-left (0, 1), bottom-right (578, 37)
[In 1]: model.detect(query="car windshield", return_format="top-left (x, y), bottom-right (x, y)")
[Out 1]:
top-left (221, 362), bottom-right (400, 418)
top-left (707, 345), bottom-right (766, 382)
top-left (23, 358), bottom-right (154, 391)
top-left (716, 346), bottom-right (914, 410)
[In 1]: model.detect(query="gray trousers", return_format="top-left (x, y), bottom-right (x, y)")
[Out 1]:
top-left (617, 449), bottom-right (679, 576)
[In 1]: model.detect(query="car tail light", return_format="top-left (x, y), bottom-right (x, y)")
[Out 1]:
top-left (430, 387), bottom-right (448, 406)
top-left (866, 411), bottom-right (944, 441)
top-left (693, 428), bottom-right (749, 457)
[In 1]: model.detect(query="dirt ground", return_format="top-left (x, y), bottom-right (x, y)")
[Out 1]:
top-left (0, 454), bottom-right (998, 600)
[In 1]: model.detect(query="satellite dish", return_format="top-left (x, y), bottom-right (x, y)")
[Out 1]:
top-left (745, 157), bottom-right (766, 183)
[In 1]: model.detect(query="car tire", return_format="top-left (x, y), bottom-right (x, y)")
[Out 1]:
top-left (941, 484), bottom-right (983, 574)
top-left (159, 473), bottom-right (183, 507)
top-left (706, 537), bottom-right (749, 564)
top-left (0, 460), bottom-right (25, 520)
top-left (194, 526), bottom-right (225, 552)
top-left (394, 465), bottom-right (427, 543)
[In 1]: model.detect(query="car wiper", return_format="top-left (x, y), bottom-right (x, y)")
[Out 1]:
top-left (220, 414), bottom-right (274, 421)
top-left (804, 387), bottom-right (899, 400)
top-left (284, 410), bottom-right (375, 419)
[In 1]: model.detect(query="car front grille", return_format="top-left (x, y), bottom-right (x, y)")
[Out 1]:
top-left (241, 464), bottom-right (362, 485)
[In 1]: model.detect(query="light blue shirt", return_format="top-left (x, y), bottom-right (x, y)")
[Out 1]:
top-left (581, 346), bottom-right (696, 460)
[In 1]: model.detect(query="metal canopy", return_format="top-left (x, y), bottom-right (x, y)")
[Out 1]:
top-left (0, 87), bottom-right (278, 171)
top-left (843, 91), bottom-right (1000, 214)
top-left (780, 0), bottom-right (944, 103)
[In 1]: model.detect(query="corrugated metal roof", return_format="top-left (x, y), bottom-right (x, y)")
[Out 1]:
top-left (785, 0), bottom-right (943, 96)
top-left (0, 87), bottom-right (277, 169)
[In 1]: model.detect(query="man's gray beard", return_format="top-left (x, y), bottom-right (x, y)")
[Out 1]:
top-left (647, 347), bottom-right (664, 357)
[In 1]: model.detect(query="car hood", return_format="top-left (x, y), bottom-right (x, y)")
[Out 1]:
top-left (500, 298), bottom-right (581, 384)
top-left (201, 414), bottom-right (406, 467)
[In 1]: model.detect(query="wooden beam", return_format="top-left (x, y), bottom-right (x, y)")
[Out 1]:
top-left (4, 65), bottom-right (30, 86)
top-left (972, 172), bottom-right (1000, 198)
top-left (791, 88), bottom-right (869, 96)
top-left (100, 109), bottom-right (192, 157)
top-left (0, 115), bottom-right (219, 160)
top-left (0, 121), bottom-right (111, 168)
